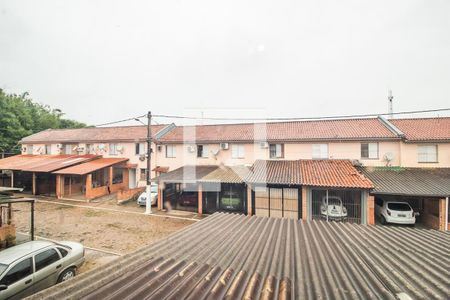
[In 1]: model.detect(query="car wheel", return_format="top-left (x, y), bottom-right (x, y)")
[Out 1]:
top-left (58, 268), bottom-right (76, 283)
top-left (380, 216), bottom-right (387, 225)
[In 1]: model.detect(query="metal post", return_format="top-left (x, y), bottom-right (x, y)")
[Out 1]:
top-left (326, 190), bottom-right (329, 222)
top-left (446, 197), bottom-right (449, 232)
top-left (145, 111), bottom-right (152, 215)
top-left (31, 200), bottom-right (35, 241)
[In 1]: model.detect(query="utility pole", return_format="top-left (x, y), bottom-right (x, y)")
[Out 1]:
top-left (145, 111), bottom-right (152, 214)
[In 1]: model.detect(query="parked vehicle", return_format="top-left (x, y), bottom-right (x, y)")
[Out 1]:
top-left (0, 240), bottom-right (85, 299)
top-left (220, 190), bottom-right (242, 211)
top-left (137, 183), bottom-right (158, 206)
top-left (375, 199), bottom-right (417, 225)
top-left (320, 196), bottom-right (347, 221)
top-left (178, 192), bottom-right (197, 206)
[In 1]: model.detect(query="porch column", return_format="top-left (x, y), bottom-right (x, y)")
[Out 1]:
top-left (247, 184), bottom-right (253, 216)
top-left (56, 175), bottom-right (62, 199)
top-left (32, 172), bottom-right (36, 195)
top-left (198, 184), bottom-right (203, 216)
top-left (302, 186), bottom-right (308, 221)
top-left (367, 194), bottom-right (375, 225)
top-left (439, 198), bottom-right (447, 231)
top-left (86, 174), bottom-right (92, 199)
top-left (108, 167), bottom-right (113, 189)
top-left (10, 171), bottom-right (14, 188)
top-left (157, 182), bottom-right (163, 211)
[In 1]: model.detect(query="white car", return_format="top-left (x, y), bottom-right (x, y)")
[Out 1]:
top-left (320, 196), bottom-right (347, 221)
top-left (137, 183), bottom-right (158, 206)
top-left (375, 199), bottom-right (417, 225)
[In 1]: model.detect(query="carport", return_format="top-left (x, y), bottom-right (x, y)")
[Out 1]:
top-left (360, 167), bottom-right (450, 231)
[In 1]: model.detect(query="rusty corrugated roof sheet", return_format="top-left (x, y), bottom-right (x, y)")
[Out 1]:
top-left (246, 160), bottom-right (303, 185)
top-left (301, 159), bottom-right (374, 189)
top-left (360, 166), bottom-right (450, 197)
top-left (53, 158), bottom-right (128, 175)
top-left (159, 118), bottom-right (399, 143)
top-left (0, 155), bottom-right (99, 172)
top-left (390, 117), bottom-right (450, 141)
top-left (199, 165), bottom-right (250, 183)
top-left (20, 124), bottom-right (169, 143)
top-left (32, 213), bottom-right (450, 300)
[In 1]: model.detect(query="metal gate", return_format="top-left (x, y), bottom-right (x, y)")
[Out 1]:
top-left (311, 189), bottom-right (361, 224)
top-left (254, 187), bottom-right (300, 219)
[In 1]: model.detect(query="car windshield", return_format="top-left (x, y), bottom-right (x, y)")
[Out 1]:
top-left (150, 187), bottom-right (158, 193)
top-left (0, 263), bottom-right (8, 276)
top-left (388, 203), bottom-right (411, 211)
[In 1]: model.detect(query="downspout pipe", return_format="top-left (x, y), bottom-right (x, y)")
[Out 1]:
top-left (446, 197), bottom-right (449, 232)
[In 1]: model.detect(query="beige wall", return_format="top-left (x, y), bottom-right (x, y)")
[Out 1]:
top-left (399, 142), bottom-right (450, 168)
top-left (21, 140), bottom-right (450, 174)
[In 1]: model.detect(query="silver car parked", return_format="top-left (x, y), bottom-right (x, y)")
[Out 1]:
top-left (0, 240), bottom-right (85, 300)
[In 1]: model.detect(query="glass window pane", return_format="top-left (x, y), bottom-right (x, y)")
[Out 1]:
top-left (0, 258), bottom-right (33, 286)
top-left (35, 249), bottom-right (60, 271)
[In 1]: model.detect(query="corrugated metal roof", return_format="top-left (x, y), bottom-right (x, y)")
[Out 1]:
top-left (360, 166), bottom-right (450, 197)
top-left (155, 165), bottom-right (219, 183)
top-left (0, 155), bottom-right (99, 172)
top-left (53, 158), bottom-right (128, 175)
top-left (32, 213), bottom-right (450, 300)
top-left (246, 160), bottom-right (303, 185)
top-left (390, 117), bottom-right (450, 141)
top-left (301, 160), bottom-right (374, 189)
top-left (199, 165), bottom-right (250, 183)
top-left (159, 118), bottom-right (399, 143)
top-left (20, 124), bottom-right (169, 143)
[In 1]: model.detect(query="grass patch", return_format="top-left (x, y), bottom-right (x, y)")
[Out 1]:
top-left (84, 210), bottom-right (103, 217)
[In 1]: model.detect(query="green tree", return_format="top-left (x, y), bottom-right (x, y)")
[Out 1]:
top-left (0, 89), bottom-right (86, 153)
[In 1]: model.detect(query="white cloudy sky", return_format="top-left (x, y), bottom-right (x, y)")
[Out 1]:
top-left (0, 0), bottom-right (449, 126)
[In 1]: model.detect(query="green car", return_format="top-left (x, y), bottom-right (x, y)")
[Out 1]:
top-left (221, 191), bottom-right (242, 210)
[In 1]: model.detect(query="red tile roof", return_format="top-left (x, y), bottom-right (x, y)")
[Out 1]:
top-left (0, 155), bottom-right (99, 172)
top-left (300, 160), bottom-right (373, 189)
top-left (159, 118), bottom-right (398, 143)
top-left (53, 157), bottom-right (128, 175)
top-left (20, 125), bottom-right (168, 143)
top-left (390, 117), bottom-right (450, 141)
top-left (247, 159), bottom-right (373, 189)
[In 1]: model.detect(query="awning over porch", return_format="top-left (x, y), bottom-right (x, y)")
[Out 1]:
top-left (154, 165), bottom-right (219, 183)
top-left (359, 166), bottom-right (450, 197)
top-left (199, 165), bottom-right (250, 184)
top-left (53, 158), bottom-right (128, 175)
top-left (0, 154), bottom-right (99, 172)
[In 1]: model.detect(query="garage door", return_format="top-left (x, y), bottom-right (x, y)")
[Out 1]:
top-left (254, 187), bottom-right (300, 219)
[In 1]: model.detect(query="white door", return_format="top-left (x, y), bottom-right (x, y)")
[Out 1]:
top-left (129, 169), bottom-right (137, 189)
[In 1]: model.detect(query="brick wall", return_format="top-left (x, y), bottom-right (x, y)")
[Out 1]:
top-left (117, 187), bottom-right (145, 202)
top-left (301, 187), bottom-right (308, 220)
top-left (423, 199), bottom-right (440, 230)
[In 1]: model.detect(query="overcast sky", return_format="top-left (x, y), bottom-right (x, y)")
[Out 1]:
top-left (1, 0), bottom-right (449, 126)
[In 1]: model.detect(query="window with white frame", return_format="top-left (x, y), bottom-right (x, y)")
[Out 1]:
top-left (135, 143), bottom-right (145, 155)
top-left (269, 144), bottom-right (284, 158)
top-left (166, 145), bottom-right (176, 158)
top-left (417, 145), bottom-right (438, 163)
top-left (312, 144), bottom-right (328, 159)
top-left (361, 143), bottom-right (378, 159)
top-left (197, 145), bottom-right (208, 158)
top-left (231, 144), bottom-right (245, 159)
top-left (109, 143), bottom-right (118, 155)
top-left (27, 145), bottom-right (34, 155)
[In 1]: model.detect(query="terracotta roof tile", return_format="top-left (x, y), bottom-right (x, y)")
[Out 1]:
top-left (390, 117), bottom-right (450, 141)
top-left (246, 160), bottom-right (303, 185)
top-left (300, 159), bottom-right (373, 189)
top-left (0, 154), bottom-right (99, 172)
top-left (20, 125), bottom-right (168, 143)
top-left (53, 157), bottom-right (128, 175)
top-left (159, 118), bottom-right (398, 143)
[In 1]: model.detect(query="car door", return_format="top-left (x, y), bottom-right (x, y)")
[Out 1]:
top-left (0, 257), bottom-right (34, 300)
top-left (32, 247), bottom-right (62, 294)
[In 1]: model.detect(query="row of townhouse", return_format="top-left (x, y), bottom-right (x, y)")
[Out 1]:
top-left (1, 116), bottom-right (449, 230)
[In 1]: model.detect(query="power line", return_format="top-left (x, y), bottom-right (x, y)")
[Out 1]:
top-left (153, 107), bottom-right (450, 122)
top-left (94, 107), bottom-right (450, 127)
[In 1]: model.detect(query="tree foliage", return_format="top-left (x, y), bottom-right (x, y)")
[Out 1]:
top-left (0, 89), bottom-right (86, 153)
